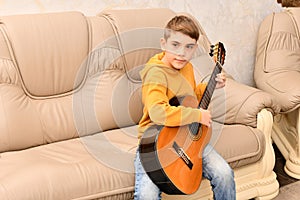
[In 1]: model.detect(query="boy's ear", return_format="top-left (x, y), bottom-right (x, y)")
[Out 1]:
top-left (160, 37), bottom-right (166, 51)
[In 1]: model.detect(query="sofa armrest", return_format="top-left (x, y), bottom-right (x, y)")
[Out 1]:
top-left (256, 70), bottom-right (300, 113)
top-left (211, 77), bottom-right (280, 127)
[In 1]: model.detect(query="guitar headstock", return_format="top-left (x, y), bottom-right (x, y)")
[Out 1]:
top-left (209, 42), bottom-right (226, 65)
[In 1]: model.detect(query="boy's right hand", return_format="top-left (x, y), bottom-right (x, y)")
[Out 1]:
top-left (200, 108), bottom-right (212, 127)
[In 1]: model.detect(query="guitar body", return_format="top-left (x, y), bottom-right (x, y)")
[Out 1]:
top-left (139, 96), bottom-right (212, 195)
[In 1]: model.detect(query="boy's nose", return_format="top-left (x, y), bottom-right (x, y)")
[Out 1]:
top-left (176, 47), bottom-right (185, 56)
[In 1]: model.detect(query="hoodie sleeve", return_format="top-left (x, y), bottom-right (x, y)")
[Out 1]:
top-left (142, 67), bottom-right (202, 127)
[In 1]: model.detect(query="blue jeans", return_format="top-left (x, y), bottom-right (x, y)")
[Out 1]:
top-left (134, 144), bottom-right (236, 200)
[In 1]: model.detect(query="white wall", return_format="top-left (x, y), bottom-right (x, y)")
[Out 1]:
top-left (0, 0), bottom-right (283, 86)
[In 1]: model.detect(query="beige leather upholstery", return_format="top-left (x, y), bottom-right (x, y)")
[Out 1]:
top-left (2, 12), bottom-right (90, 97)
top-left (255, 7), bottom-right (300, 179)
top-left (0, 9), bottom-right (280, 199)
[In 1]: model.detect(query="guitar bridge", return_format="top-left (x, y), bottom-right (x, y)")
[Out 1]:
top-left (172, 142), bottom-right (193, 170)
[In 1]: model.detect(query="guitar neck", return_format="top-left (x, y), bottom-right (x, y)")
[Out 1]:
top-left (198, 62), bottom-right (222, 110)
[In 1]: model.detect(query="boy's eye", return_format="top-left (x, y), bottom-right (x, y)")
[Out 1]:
top-left (172, 43), bottom-right (179, 47)
top-left (186, 44), bottom-right (195, 49)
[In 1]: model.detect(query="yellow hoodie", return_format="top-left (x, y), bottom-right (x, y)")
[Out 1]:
top-left (138, 52), bottom-right (207, 139)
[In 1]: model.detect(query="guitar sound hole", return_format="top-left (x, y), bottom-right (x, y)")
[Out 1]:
top-left (189, 122), bottom-right (199, 135)
top-left (188, 122), bottom-right (203, 141)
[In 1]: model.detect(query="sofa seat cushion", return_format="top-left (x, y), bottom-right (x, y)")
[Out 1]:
top-left (212, 124), bottom-right (265, 168)
top-left (0, 126), bottom-right (138, 200)
top-left (0, 123), bottom-right (264, 199)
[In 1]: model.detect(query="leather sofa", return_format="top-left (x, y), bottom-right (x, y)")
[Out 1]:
top-left (0, 8), bottom-right (280, 199)
top-left (255, 7), bottom-right (300, 179)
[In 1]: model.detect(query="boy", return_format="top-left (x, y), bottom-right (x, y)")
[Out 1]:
top-left (134, 15), bottom-right (236, 200)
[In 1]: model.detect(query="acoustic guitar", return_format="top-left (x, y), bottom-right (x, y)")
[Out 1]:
top-left (139, 42), bottom-right (226, 195)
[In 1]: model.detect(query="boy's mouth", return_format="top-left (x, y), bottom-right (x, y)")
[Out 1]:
top-left (175, 58), bottom-right (186, 62)
top-left (175, 58), bottom-right (185, 62)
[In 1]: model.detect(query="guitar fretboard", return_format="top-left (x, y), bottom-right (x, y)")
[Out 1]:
top-left (198, 62), bottom-right (223, 110)
top-left (189, 61), bottom-right (223, 135)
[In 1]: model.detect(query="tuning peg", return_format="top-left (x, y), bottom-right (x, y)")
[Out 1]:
top-left (209, 48), bottom-right (214, 57)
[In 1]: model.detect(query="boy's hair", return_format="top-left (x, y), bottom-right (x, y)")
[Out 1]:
top-left (164, 15), bottom-right (199, 41)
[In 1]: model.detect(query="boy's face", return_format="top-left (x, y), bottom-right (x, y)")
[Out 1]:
top-left (160, 31), bottom-right (197, 70)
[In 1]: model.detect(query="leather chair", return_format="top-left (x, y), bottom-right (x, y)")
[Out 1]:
top-left (255, 7), bottom-right (300, 179)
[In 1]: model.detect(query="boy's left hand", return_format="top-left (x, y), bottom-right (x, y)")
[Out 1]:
top-left (215, 72), bottom-right (226, 89)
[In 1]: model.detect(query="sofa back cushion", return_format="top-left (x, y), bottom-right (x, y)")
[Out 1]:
top-left (1, 12), bottom-right (90, 97)
top-left (0, 12), bottom-right (113, 152)
top-left (91, 9), bottom-right (177, 131)
top-left (99, 8), bottom-right (176, 77)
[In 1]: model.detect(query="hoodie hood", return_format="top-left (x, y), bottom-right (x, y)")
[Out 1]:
top-left (140, 52), bottom-right (182, 81)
